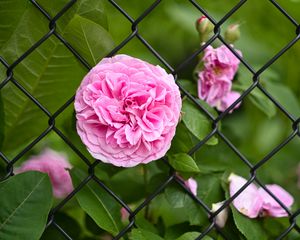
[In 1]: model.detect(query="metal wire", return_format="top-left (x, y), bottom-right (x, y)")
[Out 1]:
top-left (0, 0), bottom-right (299, 239)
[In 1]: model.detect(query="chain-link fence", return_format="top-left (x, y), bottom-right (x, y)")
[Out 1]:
top-left (0, 0), bottom-right (300, 239)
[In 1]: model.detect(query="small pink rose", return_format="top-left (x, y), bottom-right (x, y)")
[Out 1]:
top-left (16, 149), bottom-right (73, 199)
top-left (198, 45), bottom-right (242, 112)
top-left (75, 54), bottom-right (182, 167)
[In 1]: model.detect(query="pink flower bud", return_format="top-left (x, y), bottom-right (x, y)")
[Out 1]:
top-left (120, 207), bottom-right (130, 221)
top-left (184, 177), bottom-right (198, 196)
top-left (196, 16), bottom-right (214, 35)
top-left (211, 201), bottom-right (228, 228)
top-left (224, 24), bottom-right (240, 43)
top-left (16, 149), bottom-right (73, 199)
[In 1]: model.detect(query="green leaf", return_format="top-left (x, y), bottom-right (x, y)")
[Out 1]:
top-left (248, 89), bottom-right (276, 118)
top-left (0, 172), bottom-right (53, 240)
top-left (197, 174), bottom-right (223, 203)
top-left (108, 168), bottom-right (146, 203)
top-left (264, 81), bottom-right (300, 116)
top-left (0, 0), bottom-right (114, 153)
top-left (71, 168), bottom-right (121, 235)
top-left (168, 153), bottom-right (200, 173)
top-left (38, 0), bottom-right (108, 30)
top-left (178, 79), bottom-right (197, 97)
top-left (176, 232), bottom-right (213, 240)
top-left (64, 15), bottom-right (114, 66)
top-left (130, 229), bottom-right (164, 240)
top-left (182, 99), bottom-right (218, 145)
top-left (0, 0), bottom-right (28, 49)
top-left (135, 215), bottom-right (159, 235)
top-left (169, 123), bottom-right (195, 154)
top-left (221, 173), bottom-right (268, 240)
top-left (164, 185), bottom-right (188, 208)
top-left (234, 84), bottom-right (276, 118)
top-left (231, 208), bottom-right (268, 240)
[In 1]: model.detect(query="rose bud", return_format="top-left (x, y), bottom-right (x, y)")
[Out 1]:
top-left (196, 16), bottom-right (214, 35)
top-left (184, 177), bottom-right (198, 196)
top-left (75, 54), bottom-right (182, 167)
top-left (15, 149), bottom-right (73, 199)
top-left (224, 24), bottom-right (240, 43)
top-left (211, 201), bottom-right (228, 228)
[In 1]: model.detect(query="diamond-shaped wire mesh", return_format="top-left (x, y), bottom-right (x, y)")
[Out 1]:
top-left (0, 0), bottom-right (300, 239)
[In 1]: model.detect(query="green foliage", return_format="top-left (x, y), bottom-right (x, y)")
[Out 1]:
top-left (64, 15), bottom-right (114, 66)
top-left (234, 84), bottom-right (277, 118)
top-left (264, 81), bottom-right (300, 117)
top-left (108, 167), bottom-right (146, 203)
top-left (168, 123), bottom-right (195, 154)
top-left (231, 207), bottom-right (268, 240)
top-left (168, 153), bottom-right (200, 173)
top-left (176, 232), bottom-right (213, 240)
top-left (182, 99), bottom-right (218, 145)
top-left (129, 228), bottom-right (164, 240)
top-left (71, 168), bottom-right (122, 236)
top-left (0, 172), bottom-right (52, 240)
top-left (0, 0), bottom-right (114, 153)
top-left (164, 185), bottom-right (188, 209)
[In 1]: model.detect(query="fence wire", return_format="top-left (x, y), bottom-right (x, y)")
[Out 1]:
top-left (0, 0), bottom-right (300, 239)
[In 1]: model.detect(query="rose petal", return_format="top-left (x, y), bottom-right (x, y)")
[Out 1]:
top-left (228, 173), bottom-right (263, 218)
top-left (258, 184), bottom-right (294, 217)
top-left (184, 177), bottom-right (198, 196)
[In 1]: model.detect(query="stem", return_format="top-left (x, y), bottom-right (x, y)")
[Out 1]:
top-left (143, 165), bottom-right (150, 219)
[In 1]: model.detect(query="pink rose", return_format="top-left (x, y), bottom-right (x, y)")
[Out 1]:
top-left (16, 149), bottom-right (73, 198)
top-left (198, 69), bottom-right (232, 106)
top-left (75, 54), bottom-right (182, 167)
top-left (184, 177), bottom-right (198, 196)
top-left (229, 173), bottom-right (294, 218)
top-left (198, 45), bottom-right (241, 112)
top-left (202, 45), bottom-right (241, 80)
